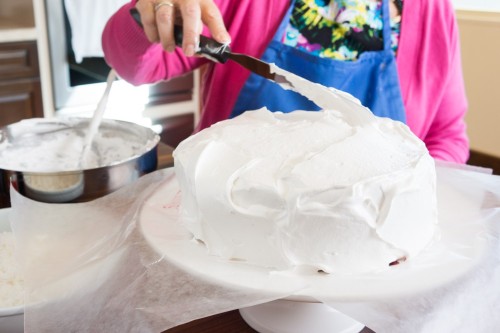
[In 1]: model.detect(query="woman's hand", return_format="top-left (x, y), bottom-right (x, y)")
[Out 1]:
top-left (135, 0), bottom-right (231, 56)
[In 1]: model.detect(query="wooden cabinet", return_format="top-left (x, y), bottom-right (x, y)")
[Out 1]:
top-left (0, 41), bottom-right (43, 127)
top-left (147, 73), bottom-right (196, 147)
top-left (154, 112), bottom-right (194, 148)
top-left (148, 73), bottom-right (194, 106)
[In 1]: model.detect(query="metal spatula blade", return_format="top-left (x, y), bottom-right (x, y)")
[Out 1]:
top-left (129, 8), bottom-right (290, 84)
top-left (226, 53), bottom-right (289, 84)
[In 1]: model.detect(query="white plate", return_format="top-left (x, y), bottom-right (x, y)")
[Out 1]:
top-left (140, 174), bottom-right (488, 302)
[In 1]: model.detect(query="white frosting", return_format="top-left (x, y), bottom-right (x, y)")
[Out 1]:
top-left (173, 64), bottom-right (437, 274)
top-left (174, 108), bottom-right (437, 273)
top-left (0, 118), bottom-right (159, 172)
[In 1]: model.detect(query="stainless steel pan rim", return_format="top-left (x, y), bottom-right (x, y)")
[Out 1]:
top-left (0, 117), bottom-right (161, 205)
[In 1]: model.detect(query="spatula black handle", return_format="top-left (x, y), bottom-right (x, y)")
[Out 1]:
top-left (129, 8), bottom-right (230, 63)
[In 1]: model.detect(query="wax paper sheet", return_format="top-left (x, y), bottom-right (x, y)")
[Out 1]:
top-left (325, 162), bottom-right (500, 333)
top-left (9, 170), bottom-right (304, 333)
top-left (8, 163), bottom-right (500, 333)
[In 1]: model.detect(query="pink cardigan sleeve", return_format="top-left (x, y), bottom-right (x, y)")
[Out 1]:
top-left (424, 49), bottom-right (469, 163)
top-left (398, 0), bottom-right (469, 164)
top-left (101, 1), bottom-right (206, 85)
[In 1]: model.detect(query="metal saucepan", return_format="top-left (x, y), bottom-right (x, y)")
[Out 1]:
top-left (0, 118), bottom-right (160, 206)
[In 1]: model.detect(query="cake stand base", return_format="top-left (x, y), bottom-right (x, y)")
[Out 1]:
top-left (239, 299), bottom-right (365, 333)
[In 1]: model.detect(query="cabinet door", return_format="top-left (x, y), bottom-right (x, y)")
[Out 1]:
top-left (0, 41), bottom-right (43, 127)
top-left (0, 79), bottom-right (43, 127)
top-left (148, 73), bottom-right (194, 106)
top-left (0, 41), bottom-right (39, 80)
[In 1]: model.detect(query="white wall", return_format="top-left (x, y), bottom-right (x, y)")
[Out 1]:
top-left (453, 0), bottom-right (500, 12)
top-left (457, 10), bottom-right (500, 157)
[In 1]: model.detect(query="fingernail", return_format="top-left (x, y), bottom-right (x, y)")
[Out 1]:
top-left (219, 34), bottom-right (231, 44)
top-left (184, 44), bottom-right (195, 57)
top-left (166, 44), bottom-right (175, 52)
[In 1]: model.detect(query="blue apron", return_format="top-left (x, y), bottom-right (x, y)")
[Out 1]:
top-left (231, 0), bottom-right (406, 123)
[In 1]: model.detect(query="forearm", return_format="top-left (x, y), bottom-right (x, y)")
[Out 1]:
top-left (424, 95), bottom-right (469, 164)
top-left (425, 113), bottom-right (469, 164)
top-left (424, 35), bottom-right (469, 164)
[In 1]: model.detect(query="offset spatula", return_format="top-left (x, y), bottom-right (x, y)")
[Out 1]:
top-left (130, 8), bottom-right (288, 84)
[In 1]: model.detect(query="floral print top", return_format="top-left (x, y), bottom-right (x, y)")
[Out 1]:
top-left (281, 0), bottom-right (403, 61)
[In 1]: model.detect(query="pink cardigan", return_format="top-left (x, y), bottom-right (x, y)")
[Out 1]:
top-left (102, 0), bottom-right (469, 163)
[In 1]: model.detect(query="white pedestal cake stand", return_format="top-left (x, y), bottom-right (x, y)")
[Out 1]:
top-left (239, 299), bottom-right (365, 333)
top-left (140, 173), bottom-right (487, 333)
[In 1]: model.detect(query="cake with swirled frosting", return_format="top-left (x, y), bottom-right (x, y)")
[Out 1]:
top-left (173, 107), bottom-right (437, 274)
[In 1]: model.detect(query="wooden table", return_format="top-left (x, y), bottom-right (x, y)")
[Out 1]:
top-left (164, 310), bottom-right (256, 333)
top-left (157, 144), bottom-right (376, 333)
top-left (157, 143), bottom-right (175, 169)
top-left (163, 309), bottom-right (375, 333)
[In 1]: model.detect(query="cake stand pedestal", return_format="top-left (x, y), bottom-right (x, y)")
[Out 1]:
top-left (239, 299), bottom-right (364, 333)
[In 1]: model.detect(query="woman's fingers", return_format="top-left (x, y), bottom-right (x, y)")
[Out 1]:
top-left (136, 0), bottom-right (178, 52)
top-left (135, 0), bottom-right (230, 56)
top-left (177, 0), bottom-right (202, 56)
top-left (136, 0), bottom-right (160, 43)
top-left (155, 1), bottom-right (177, 52)
top-left (177, 0), bottom-right (230, 55)
top-left (200, 1), bottom-right (231, 44)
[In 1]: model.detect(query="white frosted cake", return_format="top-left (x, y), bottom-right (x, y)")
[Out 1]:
top-left (173, 108), bottom-right (437, 274)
